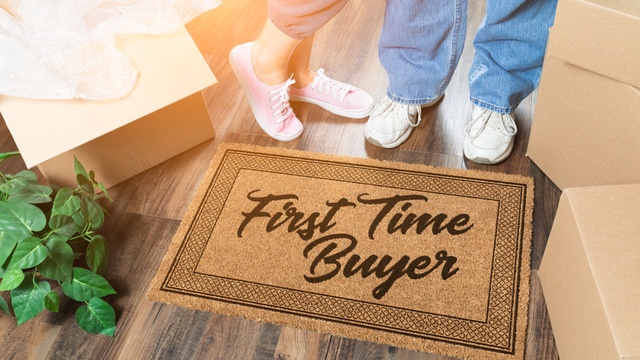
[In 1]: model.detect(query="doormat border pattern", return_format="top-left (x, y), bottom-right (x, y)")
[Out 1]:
top-left (148, 143), bottom-right (533, 360)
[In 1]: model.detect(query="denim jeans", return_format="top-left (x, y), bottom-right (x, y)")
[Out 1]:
top-left (379, 0), bottom-right (558, 113)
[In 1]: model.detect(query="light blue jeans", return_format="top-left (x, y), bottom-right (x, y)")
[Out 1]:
top-left (379, 0), bottom-right (558, 114)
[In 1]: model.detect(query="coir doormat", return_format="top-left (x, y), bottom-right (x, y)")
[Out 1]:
top-left (148, 142), bottom-right (534, 359)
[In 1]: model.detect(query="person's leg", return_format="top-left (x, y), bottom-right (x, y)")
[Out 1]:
top-left (287, 32), bottom-right (374, 118)
top-left (251, 18), bottom-right (302, 87)
top-left (468, 0), bottom-right (558, 113)
top-left (287, 35), bottom-right (316, 88)
top-left (463, 0), bottom-right (557, 164)
top-left (380, 0), bottom-right (467, 105)
top-left (274, 1), bottom-right (373, 118)
top-left (366, 0), bottom-right (467, 148)
top-left (231, 0), bottom-right (327, 142)
top-left (230, 0), bottom-right (373, 141)
top-left (256, 0), bottom-right (350, 86)
top-left (230, 39), bottom-right (303, 141)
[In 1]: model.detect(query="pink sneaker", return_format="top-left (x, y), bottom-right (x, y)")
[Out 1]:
top-left (229, 42), bottom-right (303, 141)
top-left (290, 69), bottom-right (374, 119)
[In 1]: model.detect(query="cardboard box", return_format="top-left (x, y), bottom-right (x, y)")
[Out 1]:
top-left (0, 27), bottom-right (217, 189)
top-left (548, 0), bottom-right (640, 89)
top-left (538, 184), bottom-right (640, 360)
top-left (526, 0), bottom-right (640, 190)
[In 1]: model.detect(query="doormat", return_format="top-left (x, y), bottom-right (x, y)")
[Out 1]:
top-left (148, 142), bottom-right (534, 359)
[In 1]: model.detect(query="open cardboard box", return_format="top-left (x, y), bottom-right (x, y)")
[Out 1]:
top-left (0, 26), bottom-right (217, 189)
top-left (526, 0), bottom-right (640, 190)
top-left (538, 184), bottom-right (640, 360)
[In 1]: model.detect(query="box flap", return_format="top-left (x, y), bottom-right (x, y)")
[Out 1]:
top-left (548, 0), bottom-right (640, 88)
top-left (566, 184), bottom-right (640, 358)
top-left (0, 26), bottom-right (217, 168)
top-left (587, 0), bottom-right (640, 18)
top-left (527, 56), bottom-right (640, 190)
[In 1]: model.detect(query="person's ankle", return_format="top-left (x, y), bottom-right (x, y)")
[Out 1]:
top-left (250, 43), bottom-right (288, 86)
top-left (290, 68), bottom-right (316, 89)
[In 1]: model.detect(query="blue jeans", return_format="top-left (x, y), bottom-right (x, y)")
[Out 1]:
top-left (379, 0), bottom-right (558, 113)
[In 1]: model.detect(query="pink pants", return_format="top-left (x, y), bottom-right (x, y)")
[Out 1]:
top-left (268, 0), bottom-right (350, 39)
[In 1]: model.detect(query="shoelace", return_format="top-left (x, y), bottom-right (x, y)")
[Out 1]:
top-left (310, 68), bottom-right (351, 103)
top-left (465, 108), bottom-right (517, 139)
top-left (375, 97), bottom-right (422, 127)
top-left (269, 76), bottom-right (296, 124)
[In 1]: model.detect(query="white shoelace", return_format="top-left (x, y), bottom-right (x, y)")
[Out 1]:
top-left (374, 97), bottom-right (422, 127)
top-left (310, 68), bottom-right (352, 103)
top-left (269, 76), bottom-right (296, 124)
top-left (465, 108), bottom-right (517, 139)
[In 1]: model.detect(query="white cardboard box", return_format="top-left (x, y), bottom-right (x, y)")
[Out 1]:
top-left (526, 0), bottom-right (640, 190)
top-left (0, 27), bottom-right (217, 189)
top-left (538, 184), bottom-right (640, 360)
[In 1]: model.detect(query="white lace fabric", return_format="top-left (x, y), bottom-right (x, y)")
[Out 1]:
top-left (310, 68), bottom-right (352, 103)
top-left (270, 76), bottom-right (296, 124)
top-left (373, 97), bottom-right (422, 128)
top-left (0, 0), bottom-right (221, 100)
top-left (465, 108), bottom-right (517, 140)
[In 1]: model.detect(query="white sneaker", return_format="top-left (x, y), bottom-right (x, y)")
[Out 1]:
top-left (463, 106), bottom-right (517, 164)
top-left (365, 97), bottom-right (420, 148)
top-left (365, 96), bottom-right (443, 148)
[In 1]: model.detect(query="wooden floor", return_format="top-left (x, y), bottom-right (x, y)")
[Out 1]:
top-left (0, 0), bottom-right (561, 359)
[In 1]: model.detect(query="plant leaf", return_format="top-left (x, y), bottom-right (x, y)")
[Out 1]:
top-left (74, 156), bottom-right (90, 179)
top-left (86, 235), bottom-right (106, 273)
top-left (61, 268), bottom-right (116, 302)
top-left (75, 297), bottom-right (115, 336)
top-left (0, 178), bottom-right (26, 197)
top-left (38, 238), bottom-right (73, 282)
top-left (7, 185), bottom-right (53, 204)
top-left (71, 196), bottom-right (103, 230)
top-left (76, 174), bottom-right (94, 195)
top-left (7, 171), bottom-right (52, 205)
top-left (0, 202), bottom-right (47, 239)
top-left (97, 183), bottom-right (112, 201)
top-left (10, 275), bottom-right (50, 325)
top-left (49, 215), bottom-right (76, 238)
top-left (71, 197), bottom-right (89, 227)
top-left (85, 198), bottom-right (104, 229)
top-left (7, 237), bottom-right (47, 270)
top-left (0, 258), bottom-right (10, 277)
top-left (0, 171), bottom-right (41, 201)
top-left (47, 232), bottom-right (70, 243)
top-left (0, 151), bottom-right (20, 162)
top-left (13, 170), bottom-right (38, 183)
top-left (52, 188), bottom-right (81, 217)
top-left (0, 232), bottom-right (18, 267)
top-left (44, 291), bottom-right (60, 312)
top-left (0, 295), bottom-right (10, 315)
top-left (0, 269), bottom-right (25, 291)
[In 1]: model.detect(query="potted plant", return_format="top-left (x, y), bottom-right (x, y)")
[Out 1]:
top-left (0, 152), bottom-right (116, 336)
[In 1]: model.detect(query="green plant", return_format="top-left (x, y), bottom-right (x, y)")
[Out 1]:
top-left (0, 152), bottom-right (116, 336)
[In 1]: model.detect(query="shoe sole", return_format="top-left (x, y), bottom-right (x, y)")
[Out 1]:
top-left (229, 47), bottom-right (303, 142)
top-left (364, 127), bottom-right (413, 149)
top-left (290, 94), bottom-right (373, 119)
top-left (463, 140), bottom-right (514, 165)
